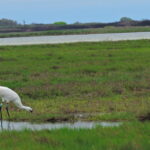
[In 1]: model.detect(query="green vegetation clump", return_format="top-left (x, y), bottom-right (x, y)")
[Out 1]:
top-left (0, 18), bottom-right (18, 27)
top-left (53, 21), bottom-right (67, 25)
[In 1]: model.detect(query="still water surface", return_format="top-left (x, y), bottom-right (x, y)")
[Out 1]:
top-left (0, 121), bottom-right (121, 131)
top-left (0, 32), bottom-right (150, 46)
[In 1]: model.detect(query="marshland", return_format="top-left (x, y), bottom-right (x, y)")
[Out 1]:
top-left (0, 40), bottom-right (150, 149)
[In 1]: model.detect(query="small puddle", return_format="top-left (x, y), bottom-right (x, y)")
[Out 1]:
top-left (0, 121), bottom-right (121, 131)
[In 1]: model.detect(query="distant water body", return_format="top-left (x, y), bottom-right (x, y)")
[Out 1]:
top-left (0, 32), bottom-right (150, 46)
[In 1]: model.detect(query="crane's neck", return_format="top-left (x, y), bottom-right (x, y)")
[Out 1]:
top-left (13, 99), bottom-right (32, 112)
top-left (20, 105), bottom-right (32, 111)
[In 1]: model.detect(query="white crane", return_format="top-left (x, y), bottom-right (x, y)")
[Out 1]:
top-left (0, 86), bottom-right (32, 120)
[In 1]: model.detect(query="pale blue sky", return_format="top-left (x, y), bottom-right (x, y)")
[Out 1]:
top-left (0, 0), bottom-right (149, 24)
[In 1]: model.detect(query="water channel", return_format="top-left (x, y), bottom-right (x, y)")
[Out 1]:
top-left (0, 120), bottom-right (121, 131)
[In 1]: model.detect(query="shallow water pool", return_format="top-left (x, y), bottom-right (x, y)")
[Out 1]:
top-left (0, 120), bottom-right (121, 131)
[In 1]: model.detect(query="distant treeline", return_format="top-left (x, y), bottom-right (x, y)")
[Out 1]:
top-left (1, 17), bottom-right (150, 33)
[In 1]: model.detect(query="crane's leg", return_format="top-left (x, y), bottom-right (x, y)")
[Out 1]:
top-left (6, 103), bottom-right (10, 120)
top-left (0, 103), bottom-right (3, 128)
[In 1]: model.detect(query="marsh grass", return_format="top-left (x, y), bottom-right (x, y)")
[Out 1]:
top-left (0, 40), bottom-right (150, 121)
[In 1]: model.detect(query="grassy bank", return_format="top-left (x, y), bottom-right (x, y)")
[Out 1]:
top-left (0, 40), bottom-right (150, 121)
top-left (1, 26), bottom-right (150, 38)
top-left (1, 122), bottom-right (150, 150)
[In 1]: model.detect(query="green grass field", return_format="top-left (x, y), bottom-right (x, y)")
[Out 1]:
top-left (0, 40), bottom-right (150, 122)
top-left (1, 26), bottom-right (150, 38)
top-left (0, 40), bottom-right (150, 149)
